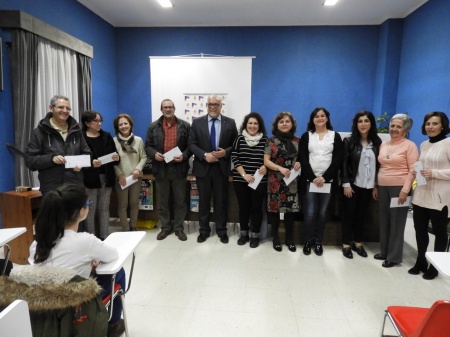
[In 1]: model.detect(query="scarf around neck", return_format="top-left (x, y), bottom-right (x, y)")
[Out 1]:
top-left (273, 129), bottom-right (297, 156)
top-left (242, 130), bottom-right (263, 147)
top-left (117, 133), bottom-right (137, 153)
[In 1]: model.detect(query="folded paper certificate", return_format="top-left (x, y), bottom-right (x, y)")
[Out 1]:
top-left (309, 182), bottom-right (331, 193)
top-left (98, 152), bottom-right (116, 165)
top-left (248, 169), bottom-right (264, 190)
top-left (164, 146), bottom-right (183, 163)
top-left (283, 168), bottom-right (301, 185)
top-left (414, 161), bottom-right (427, 186)
top-left (121, 175), bottom-right (139, 190)
top-left (65, 155), bottom-right (91, 168)
top-left (390, 196), bottom-right (411, 208)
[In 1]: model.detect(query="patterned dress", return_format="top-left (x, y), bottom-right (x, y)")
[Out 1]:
top-left (264, 136), bottom-right (300, 213)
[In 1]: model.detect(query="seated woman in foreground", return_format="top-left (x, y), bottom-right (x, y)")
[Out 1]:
top-left (28, 184), bottom-right (126, 337)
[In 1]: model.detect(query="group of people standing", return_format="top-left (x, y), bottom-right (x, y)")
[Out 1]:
top-left (25, 94), bottom-right (450, 284)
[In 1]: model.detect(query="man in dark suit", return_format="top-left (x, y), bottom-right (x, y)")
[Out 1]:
top-left (145, 99), bottom-right (191, 241)
top-left (188, 95), bottom-right (238, 243)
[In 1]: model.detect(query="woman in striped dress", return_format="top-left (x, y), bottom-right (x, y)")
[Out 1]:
top-left (231, 112), bottom-right (268, 248)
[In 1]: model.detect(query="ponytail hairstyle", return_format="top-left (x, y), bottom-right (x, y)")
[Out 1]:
top-left (33, 184), bottom-right (88, 263)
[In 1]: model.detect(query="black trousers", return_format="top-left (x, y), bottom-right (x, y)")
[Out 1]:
top-left (233, 181), bottom-right (267, 234)
top-left (341, 185), bottom-right (373, 245)
top-left (412, 204), bottom-right (448, 260)
top-left (196, 164), bottom-right (229, 236)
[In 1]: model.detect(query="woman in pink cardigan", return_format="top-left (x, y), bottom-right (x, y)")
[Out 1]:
top-left (373, 114), bottom-right (418, 268)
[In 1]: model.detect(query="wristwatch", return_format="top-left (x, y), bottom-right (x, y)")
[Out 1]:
top-left (242, 173), bottom-right (246, 177)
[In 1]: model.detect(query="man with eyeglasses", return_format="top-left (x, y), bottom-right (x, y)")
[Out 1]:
top-left (188, 95), bottom-right (238, 244)
top-left (145, 99), bottom-right (191, 241)
top-left (25, 95), bottom-right (91, 195)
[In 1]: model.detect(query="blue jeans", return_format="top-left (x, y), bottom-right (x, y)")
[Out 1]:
top-left (302, 183), bottom-right (332, 244)
top-left (96, 268), bottom-right (126, 323)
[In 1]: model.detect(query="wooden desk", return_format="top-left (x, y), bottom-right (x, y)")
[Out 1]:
top-left (0, 228), bottom-right (27, 275)
top-left (0, 191), bottom-right (41, 264)
top-left (426, 252), bottom-right (450, 279)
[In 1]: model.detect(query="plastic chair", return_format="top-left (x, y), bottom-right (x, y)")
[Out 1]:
top-left (0, 300), bottom-right (33, 337)
top-left (380, 300), bottom-right (450, 337)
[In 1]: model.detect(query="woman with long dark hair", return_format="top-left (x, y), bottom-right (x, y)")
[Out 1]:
top-left (231, 112), bottom-right (268, 248)
top-left (340, 111), bottom-right (381, 259)
top-left (298, 107), bottom-right (343, 256)
top-left (28, 184), bottom-right (126, 337)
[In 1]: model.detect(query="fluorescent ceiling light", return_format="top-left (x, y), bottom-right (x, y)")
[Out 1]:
top-left (157, 0), bottom-right (173, 8)
top-left (323, 0), bottom-right (339, 6)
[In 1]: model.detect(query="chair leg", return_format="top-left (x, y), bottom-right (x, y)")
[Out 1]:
top-left (380, 311), bottom-right (388, 337)
top-left (120, 293), bottom-right (129, 337)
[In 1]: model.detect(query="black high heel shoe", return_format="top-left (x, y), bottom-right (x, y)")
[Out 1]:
top-left (273, 238), bottom-right (282, 252)
top-left (408, 260), bottom-right (428, 275)
top-left (303, 242), bottom-right (311, 255)
top-left (286, 242), bottom-right (296, 252)
top-left (423, 265), bottom-right (438, 280)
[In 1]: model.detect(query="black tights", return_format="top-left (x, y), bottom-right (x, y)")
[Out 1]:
top-left (412, 205), bottom-right (448, 262)
top-left (268, 212), bottom-right (296, 244)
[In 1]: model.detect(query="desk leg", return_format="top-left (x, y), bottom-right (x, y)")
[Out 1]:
top-left (1, 244), bottom-right (11, 275)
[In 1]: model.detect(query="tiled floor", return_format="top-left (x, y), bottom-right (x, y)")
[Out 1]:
top-left (117, 214), bottom-right (450, 337)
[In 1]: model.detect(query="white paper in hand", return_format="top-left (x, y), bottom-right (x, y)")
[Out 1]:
top-left (248, 170), bottom-right (264, 190)
top-left (414, 161), bottom-right (427, 186)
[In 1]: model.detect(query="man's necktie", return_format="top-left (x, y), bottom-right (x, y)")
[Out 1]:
top-left (210, 118), bottom-right (217, 151)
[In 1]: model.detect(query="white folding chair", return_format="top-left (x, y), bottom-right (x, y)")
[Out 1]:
top-left (0, 300), bottom-right (33, 337)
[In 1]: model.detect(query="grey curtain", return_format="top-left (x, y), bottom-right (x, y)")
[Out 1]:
top-left (8, 31), bottom-right (92, 187)
top-left (9, 30), bottom-right (38, 187)
top-left (77, 54), bottom-right (92, 113)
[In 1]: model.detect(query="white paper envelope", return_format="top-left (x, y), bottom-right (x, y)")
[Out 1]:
top-left (164, 146), bottom-right (183, 163)
top-left (390, 196), bottom-right (411, 208)
top-left (98, 152), bottom-right (116, 165)
top-left (283, 168), bottom-right (301, 185)
top-left (414, 161), bottom-right (427, 186)
top-left (309, 182), bottom-right (331, 193)
top-left (121, 175), bottom-right (138, 190)
top-left (248, 169), bottom-right (264, 190)
top-left (65, 155), bottom-right (91, 168)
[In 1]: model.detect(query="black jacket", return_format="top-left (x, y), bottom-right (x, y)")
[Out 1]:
top-left (25, 112), bottom-right (91, 195)
top-left (340, 136), bottom-right (380, 186)
top-left (145, 116), bottom-right (191, 178)
top-left (298, 131), bottom-right (344, 193)
top-left (83, 129), bottom-right (119, 188)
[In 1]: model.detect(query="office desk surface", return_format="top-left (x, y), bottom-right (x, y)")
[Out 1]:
top-left (426, 252), bottom-right (450, 279)
top-left (96, 231), bottom-right (146, 275)
top-left (0, 228), bottom-right (27, 247)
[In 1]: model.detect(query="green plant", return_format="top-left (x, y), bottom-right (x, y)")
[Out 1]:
top-left (376, 112), bottom-right (390, 133)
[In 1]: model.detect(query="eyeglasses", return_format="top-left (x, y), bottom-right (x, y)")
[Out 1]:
top-left (83, 200), bottom-right (93, 208)
top-left (207, 103), bottom-right (221, 108)
top-left (91, 119), bottom-right (103, 124)
top-left (162, 106), bottom-right (174, 110)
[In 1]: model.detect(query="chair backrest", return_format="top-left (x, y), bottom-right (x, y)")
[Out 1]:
top-left (415, 300), bottom-right (450, 337)
top-left (0, 300), bottom-right (33, 337)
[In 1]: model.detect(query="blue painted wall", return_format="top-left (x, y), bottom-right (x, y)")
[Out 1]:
top-left (0, 0), bottom-right (448, 200)
top-left (397, 0), bottom-right (450, 145)
top-left (116, 25), bottom-right (380, 139)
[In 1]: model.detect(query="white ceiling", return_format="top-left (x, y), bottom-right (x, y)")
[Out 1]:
top-left (77, 0), bottom-right (428, 27)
